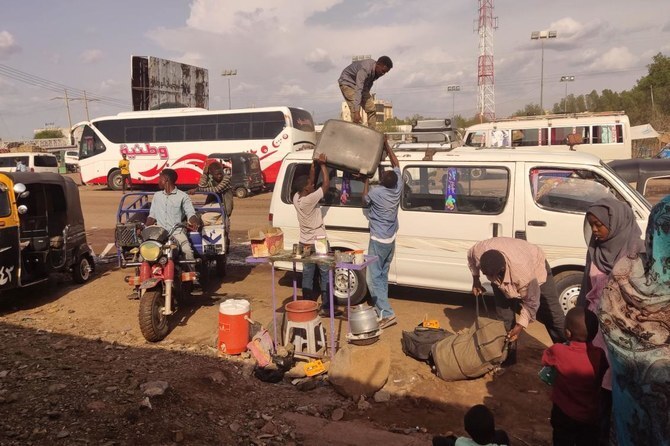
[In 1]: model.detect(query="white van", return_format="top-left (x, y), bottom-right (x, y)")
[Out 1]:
top-left (269, 147), bottom-right (650, 313)
top-left (463, 112), bottom-right (631, 161)
top-left (0, 152), bottom-right (60, 173)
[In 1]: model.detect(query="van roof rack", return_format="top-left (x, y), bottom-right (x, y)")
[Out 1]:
top-left (385, 131), bottom-right (451, 144)
top-left (491, 111), bottom-right (626, 123)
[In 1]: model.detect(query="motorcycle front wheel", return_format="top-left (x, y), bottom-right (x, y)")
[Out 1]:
top-left (139, 288), bottom-right (169, 342)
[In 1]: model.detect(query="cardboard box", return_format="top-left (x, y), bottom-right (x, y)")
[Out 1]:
top-left (248, 226), bottom-right (284, 257)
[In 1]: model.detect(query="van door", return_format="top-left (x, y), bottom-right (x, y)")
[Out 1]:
top-left (523, 164), bottom-right (648, 264)
top-left (395, 162), bottom-right (516, 291)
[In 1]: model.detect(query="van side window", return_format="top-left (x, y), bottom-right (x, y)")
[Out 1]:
top-left (551, 126), bottom-right (589, 145)
top-left (282, 163), bottom-right (373, 208)
top-left (530, 168), bottom-right (622, 213)
top-left (402, 166), bottom-right (509, 215)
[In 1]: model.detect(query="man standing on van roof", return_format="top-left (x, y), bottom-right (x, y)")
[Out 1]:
top-left (468, 237), bottom-right (566, 365)
top-left (338, 56), bottom-right (393, 128)
top-left (362, 139), bottom-right (402, 329)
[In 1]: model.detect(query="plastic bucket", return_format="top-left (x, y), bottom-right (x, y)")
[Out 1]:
top-left (285, 300), bottom-right (318, 322)
top-left (218, 299), bottom-right (251, 355)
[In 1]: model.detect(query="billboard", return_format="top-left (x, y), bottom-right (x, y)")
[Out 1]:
top-left (131, 56), bottom-right (209, 111)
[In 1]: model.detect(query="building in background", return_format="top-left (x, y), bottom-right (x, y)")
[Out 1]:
top-left (340, 95), bottom-right (393, 125)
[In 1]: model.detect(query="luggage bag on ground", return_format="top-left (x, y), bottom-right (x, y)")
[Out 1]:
top-left (431, 297), bottom-right (509, 381)
top-left (401, 326), bottom-right (450, 362)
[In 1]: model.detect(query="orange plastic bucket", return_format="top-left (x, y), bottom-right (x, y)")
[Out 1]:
top-left (218, 299), bottom-right (250, 355)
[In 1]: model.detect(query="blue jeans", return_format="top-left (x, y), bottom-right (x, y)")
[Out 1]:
top-left (302, 262), bottom-right (331, 309)
top-left (366, 239), bottom-right (395, 318)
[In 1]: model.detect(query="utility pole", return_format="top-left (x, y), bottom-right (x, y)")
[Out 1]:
top-left (51, 88), bottom-right (73, 131)
top-left (651, 85), bottom-right (655, 120)
top-left (70, 90), bottom-right (100, 121)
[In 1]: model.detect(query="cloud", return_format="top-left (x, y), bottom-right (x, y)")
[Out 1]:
top-left (0, 30), bottom-right (20, 58)
top-left (304, 48), bottom-right (335, 73)
top-left (278, 84), bottom-right (307, 97)
top-left (586, 46), bottom-right (637, 71)
top-left (80, 49), bottom-right (103, 64)
top-left (99, 79), bottom-right (120, 92)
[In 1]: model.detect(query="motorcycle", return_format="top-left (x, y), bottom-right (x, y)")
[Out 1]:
top-left (115, 192), bottom-right (229, 342)
top-left (131, 224), bottom-right (197, 342)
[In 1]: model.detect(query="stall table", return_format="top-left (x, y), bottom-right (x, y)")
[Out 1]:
top-left (246, 252), bottom-right (377, 358)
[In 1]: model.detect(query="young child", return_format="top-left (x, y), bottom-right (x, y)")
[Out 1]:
top-left (433, 404), bottom-right (510, 446)
top-left (542, 307), bottom-right (608, 446)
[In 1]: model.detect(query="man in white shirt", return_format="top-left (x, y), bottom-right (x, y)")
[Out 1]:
top-left (293, 154), bottom-right (340, 316)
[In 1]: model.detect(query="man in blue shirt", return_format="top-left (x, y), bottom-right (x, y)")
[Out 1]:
top-left (362, 139), bottom-right (401, 328)
top-left (146, 169), bottom-right (199, 272)
top-left (338, 56), bottom-right (393, 128)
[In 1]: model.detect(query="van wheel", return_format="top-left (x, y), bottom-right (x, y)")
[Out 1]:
top-left (73, 255), bottom-right (93, 284)
top-left (333, 267), bottom-right (367, 306)
top-left (108, 170), bottom-right (123, 191)
top-left (235, 187), bottom-right (248, 199)
top-left (554, 271), bottom-right (582, 315)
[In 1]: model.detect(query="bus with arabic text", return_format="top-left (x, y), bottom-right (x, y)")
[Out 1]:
top-left (72, 106), bottom-right (316, 190)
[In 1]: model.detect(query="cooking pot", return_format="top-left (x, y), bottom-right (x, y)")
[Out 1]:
top-left (349, 304), bottom-right (379, 335)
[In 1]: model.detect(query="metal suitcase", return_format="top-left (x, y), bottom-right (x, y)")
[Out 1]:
top-left (313, 120), bottom-right (384, 177)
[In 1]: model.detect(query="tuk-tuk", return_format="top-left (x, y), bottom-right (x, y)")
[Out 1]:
top-left (207, 152), bottom-right (265, 198)
top-left (0, 172), bottom-right (94, 292)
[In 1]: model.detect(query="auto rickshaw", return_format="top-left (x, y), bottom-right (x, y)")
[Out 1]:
top-left (0, 172), bottom-right (94, 292)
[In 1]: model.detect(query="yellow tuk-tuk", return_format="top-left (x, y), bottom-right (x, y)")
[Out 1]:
top-left (0, 172), bottom-right (94, 291)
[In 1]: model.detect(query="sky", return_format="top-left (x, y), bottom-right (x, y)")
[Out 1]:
top-left (0, 0), bottom-right (669, 140)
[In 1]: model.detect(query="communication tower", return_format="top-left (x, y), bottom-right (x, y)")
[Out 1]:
top-left (476, 0), bottom-right (498, 121)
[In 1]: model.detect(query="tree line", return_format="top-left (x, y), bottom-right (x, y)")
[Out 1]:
top-left (379, 53), bottom-right (670, 133)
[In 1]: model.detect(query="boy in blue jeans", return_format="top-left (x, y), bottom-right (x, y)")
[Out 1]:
top-left (362, 139), bottom-right (402, 328)
top-left (542, 307), bottom-right (608, 446)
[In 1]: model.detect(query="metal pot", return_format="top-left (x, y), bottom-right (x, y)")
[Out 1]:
top-left (349, 304), bottom-right (379, 335)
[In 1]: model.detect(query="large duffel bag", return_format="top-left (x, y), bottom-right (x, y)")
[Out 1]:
top-left (431, 297), bottom-right (508, 381)
top-left (401, 326), bottom-right (450, 362)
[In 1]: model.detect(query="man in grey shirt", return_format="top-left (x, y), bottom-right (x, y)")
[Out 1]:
top-left (146, 169), bottom-right (200, 272)
top-left (338, 56), bottom-right (393, 128)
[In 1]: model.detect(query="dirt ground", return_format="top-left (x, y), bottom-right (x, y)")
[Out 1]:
top-left (0, 185), bottom-right (559, 446)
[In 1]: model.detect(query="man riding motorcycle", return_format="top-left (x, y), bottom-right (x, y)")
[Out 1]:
top-left (145, 169), bottom-right (200, 276)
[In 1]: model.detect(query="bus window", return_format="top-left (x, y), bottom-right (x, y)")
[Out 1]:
top-left (551, 126), bottom-right (589, 145)
top-left (592, 124), bottom-right (623, 144)
top-left (465, 131), bottom-right (486, 147)
top-left (289, 108), bottom-right (315, 132)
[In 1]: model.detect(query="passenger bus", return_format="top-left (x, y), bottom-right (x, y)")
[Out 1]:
top-left (463, 111), bottom-right (631, 160)
top-left (72, 106), bottom-right (316, 190)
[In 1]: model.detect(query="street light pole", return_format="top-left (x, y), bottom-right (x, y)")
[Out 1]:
top-left (560, 75), bottom-right (575, 113)
top-left (531, 30), bottom-right (557, 113)
top-left (221, 69), bottom-right (237, 109)
top-left (447, 85), bottom-right (460, 123)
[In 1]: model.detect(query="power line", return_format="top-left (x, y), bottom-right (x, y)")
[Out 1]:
top-left (0, 63), bottom-right (130, 109)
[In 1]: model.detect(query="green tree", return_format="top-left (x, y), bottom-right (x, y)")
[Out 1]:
top-left (34, 129), bottom-right (64, 139)
top-left (512, 103), bottom-right (543, 117)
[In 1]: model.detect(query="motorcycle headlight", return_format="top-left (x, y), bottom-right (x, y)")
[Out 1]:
top-left (139, 241), bottom-right (162, 262)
